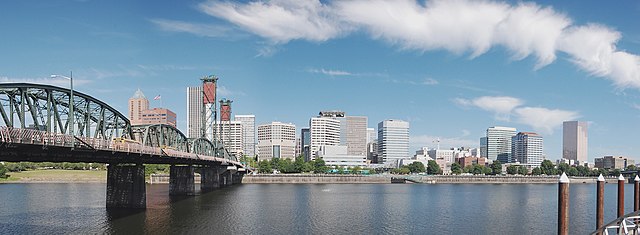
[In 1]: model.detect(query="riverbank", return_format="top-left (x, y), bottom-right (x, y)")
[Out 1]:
top-left (0, 170), bottom-right (625, 184)
top-left (0, 169), bottom-right (107, 183)
top-left (242, 174), bottom-right (623, 184)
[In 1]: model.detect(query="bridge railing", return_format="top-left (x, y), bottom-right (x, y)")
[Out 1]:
top-left (0, 127), bottom-right (243, 167)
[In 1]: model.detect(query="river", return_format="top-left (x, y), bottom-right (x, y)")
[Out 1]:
top-left (0, 183), bottom-right (634, 234)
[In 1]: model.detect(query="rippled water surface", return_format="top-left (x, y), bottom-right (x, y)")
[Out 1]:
top-left (0, 183), bottom-right (635, 234)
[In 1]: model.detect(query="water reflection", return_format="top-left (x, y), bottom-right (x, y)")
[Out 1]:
top-left (2, 183), bottom-right (640, 234)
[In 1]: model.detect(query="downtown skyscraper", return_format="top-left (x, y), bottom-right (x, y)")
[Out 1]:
top-left (235, 114), bottom-right (256, 157)
top-left (485, 126), bottom-right (517, 162)
top-left (511, 132), bottom-right (544, 167)
top-left (186, 86), bottom-right (203, 138)
top-left (377, 119), bottom-right (409, 165)
top-left (563, 121), bottom-right (588, 164)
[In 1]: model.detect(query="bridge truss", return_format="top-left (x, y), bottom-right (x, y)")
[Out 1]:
top-left (0, 83), bottom-right (132, 141)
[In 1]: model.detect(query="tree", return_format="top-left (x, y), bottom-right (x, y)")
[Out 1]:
top-left (427, 160), bottom-right (441, 175)
top-left (408, 162), bottom-right (426, 173)
top-left (531, 167), bottom-right (542, 175)
top-left (258, 160), bottom-right (272, 174)
top-left (628, 165), bottom-right (637, 171)
top-left (507, 165), bottom-right (518, 175)
top-left (463, 165), bottom-right (474, 173)
top-left (610, 169), bottom-right (621, 177)
top-left (557, 163), bottom-right (569, 174)
top-left (518, 165), bottom-right (528, 175)
top-left (472, 164), bottom-right (486, 175)
top-left (392, 167), bottom-right (410, 174)
top-left (576, 165), bottom-right (589, 176)
top-left (490, 160), bottom-right (502, 175)
top-left (293, 157), bottom-right (306, 173)
top-left (540, 160), bottom-right (556, 175)
top-left (352, 166), bottom-right (363, 174)
top-left (301, 162), bottom-right (313, 173)
top-left (566, 166), bottom-right (579, 176)
top-left (0, 163), bottom-right (7, 179)
top-left (482, 166), bottom-right (493, 175)
top-left (313, 159), bottom-right (329, 173)
top-left (451, 163), bottom-right (462, 175)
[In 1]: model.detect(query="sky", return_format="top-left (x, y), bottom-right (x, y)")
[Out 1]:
top-left (1, 0), bottom-right (639, 162)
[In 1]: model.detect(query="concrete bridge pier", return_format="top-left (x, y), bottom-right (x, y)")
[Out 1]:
top-left (232, 172), bottom-right (243, 184)
top-left (200, 165), bottom-right (221, 191)
top-left (169, 165), bottom-right (195, 195)
top-left (106, 164), bottom-right (146, 208)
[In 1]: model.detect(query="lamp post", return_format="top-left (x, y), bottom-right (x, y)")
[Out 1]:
top-left (51, 72), bottom-right (73, 148)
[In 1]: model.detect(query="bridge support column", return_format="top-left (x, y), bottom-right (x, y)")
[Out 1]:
top-left (232, 172), bottom-right (243, 184)
top-left (106, 164), bottom-right (146, 209)
top-left (200, 165), bottom-right (221, 191)
top-left (170, 165), bottom-right (195, 195)
top-left (219, 170), bottom-right (230, 187)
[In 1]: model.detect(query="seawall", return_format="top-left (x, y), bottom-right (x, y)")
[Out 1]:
top-left (242, 174), bottom-right (389, 184)
top-left (242, 174), bottom-right (624, 184)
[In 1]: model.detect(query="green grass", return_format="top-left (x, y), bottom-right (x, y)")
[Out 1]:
top-left (0, 169), bottom-right (107, 183)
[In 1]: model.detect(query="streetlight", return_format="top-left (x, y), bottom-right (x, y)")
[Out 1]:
top-left (51, 72), bottom-right (74, 148)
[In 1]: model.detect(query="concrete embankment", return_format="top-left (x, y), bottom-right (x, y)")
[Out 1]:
top-left (242, 174), bottom-right (389, 184)
top-left (242, 174), bottom-right (624, 184)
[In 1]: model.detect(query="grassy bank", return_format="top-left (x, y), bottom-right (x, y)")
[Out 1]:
top-left (0, 169), bottom-right (107, 183)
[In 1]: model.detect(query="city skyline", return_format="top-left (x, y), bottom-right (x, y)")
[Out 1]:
top-left (1, 1), bottom-right (639, 162)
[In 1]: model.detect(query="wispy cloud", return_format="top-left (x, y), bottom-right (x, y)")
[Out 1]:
top-left (454, 96), bottom-right (524, 121)
top-left (199, 0), bottom-right (640, 91)
top-left (422, 78), bottom-right (439, 85)
top-left (308, 68), bottom-right (352, 76)
top-left (218, 85), bottom-right (246, 97)
top-left (454, 95), bottom-right (580, 134)
top-left (150, 19), bottom-right (244, 39)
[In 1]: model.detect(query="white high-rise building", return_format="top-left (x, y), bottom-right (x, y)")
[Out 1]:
top-left (366, 127), bottom-right (376, 143)
top-left (377, 120), bottom-right (410, 165)
top-left (257, 122), bottom-right (296, 161)
top-left (309, 117), bottom-right (341, 160)
top-left (563, 121), bottom-right (588, 164)
top-left (512, 132), bottom-right (544, 167)
top-left (215, 121), bottom-right (243, 157)
top-left (186, 86), bottom-right (203, 139)
top-left (486, 126), bottom-right (517, 163)
top-left (235, 114), bottom-right (256, 157)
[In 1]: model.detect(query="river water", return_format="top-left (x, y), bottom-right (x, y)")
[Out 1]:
top-left (0, 183), bottom-right (635, 234)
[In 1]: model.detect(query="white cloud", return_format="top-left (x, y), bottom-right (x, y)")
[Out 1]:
top-left (455, 96), bottom-right (523, 121)
top-left (454, 95), bottom-right (579, 134)
top-left (218, 85), bottom-right (246, 97)
top-left (150, 19), bottom-right (237, 38)
top-left (198, 0), bottom-right (348, 43)
top-left (422, 78), bottom-right (439, 85)
top-left (308, 68), bottom-right (352, 76)
top-left (199, 0), bottom-right (639, 90)
top-left (513, 107), bottom-right (580, 134)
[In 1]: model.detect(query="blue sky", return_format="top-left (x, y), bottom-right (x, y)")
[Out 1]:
top-left (1, 0), bottom-right (639, 162)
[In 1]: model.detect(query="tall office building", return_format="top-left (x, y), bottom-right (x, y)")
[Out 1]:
top-left (377, 120), bottom-right (410, 165)
top-left (300, 128), bottom-right (311, 161)
top-left (366, 128), bottom-right (376, 143)
top-left (480, 137), bottom-right (488, 158)
top-left (341, 116), bottom-right (368, 156)
top-left (486, 126), bottom-right (517, 162)
top-left (235, 114), bottom-right (256, 157)
top-left (511, 132), bottom-right (544, 166)
top-left (318, 111), bottom-right (367, 156)
top-left (129, 89), bottom-right (149, 126)
top-left (257, 122), bottom-right (296, 161)
top-left (563, 121), bottom-right (588, 164)
top-left (186, 86), bottom-right (203, 138)
top-left (215, 121), bottom-right (243, 157)
top-left (309, 117), bottom-right (341, 160)
top-left (129, 89), bottom-right (176, 127)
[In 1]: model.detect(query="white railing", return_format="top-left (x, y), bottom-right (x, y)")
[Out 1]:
top-left (0, 127), bottom-right (243, 166)
top-left (592, 212), bottom-right (640, 235)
